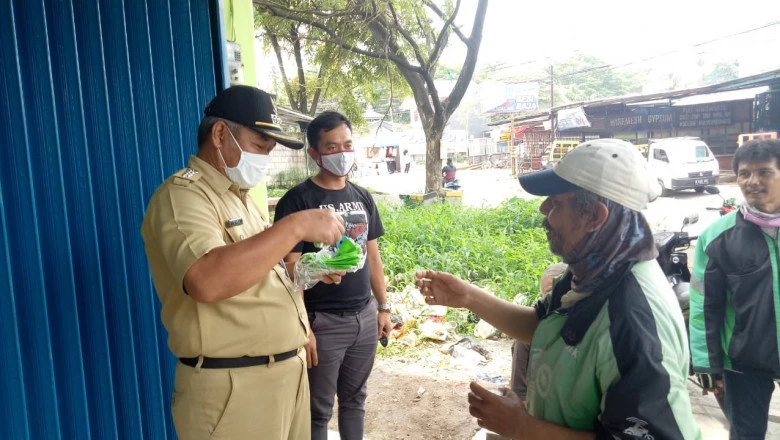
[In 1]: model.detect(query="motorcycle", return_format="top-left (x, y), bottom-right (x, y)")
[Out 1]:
top-left (653, 213), bottom-right (727, 417)
top-left (704, 186), bottom-right (738, 216)
top-left (443, 179), bottom-right (461, 190)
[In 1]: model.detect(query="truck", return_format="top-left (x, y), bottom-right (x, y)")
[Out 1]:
top-left (737, 131), bottom-right (778, 146)
top-left (645, 137), bottom-right (720, 196)
top-left (541, 140), bottom-right (580, 169)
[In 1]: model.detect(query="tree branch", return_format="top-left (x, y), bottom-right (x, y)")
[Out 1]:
top-left (442, 0), bottom-right (488, 120)
top-left (414, 11), bottom-right (435, 48)
top-left (423, 0), bottom-right (468, 44)
top-left (255, 1), bottom-right (356, 18)
top-left (290, 24), bottom-right (308, 112)
top-left (387, 1), bottom-right (429, 69)
top-left (354, 2), bottom-right (441, 119)
top-left (267, 31), bottom-right (298, 109)
top-left (256, 2), bottom-right (427, 75)
top-left (309, 50), bottom-right (329, 114)
top-left (427, 0), bottom-right (461, 69)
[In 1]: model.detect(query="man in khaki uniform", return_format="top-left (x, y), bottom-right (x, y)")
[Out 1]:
top-left (141, 85), bottom-right (345, 440)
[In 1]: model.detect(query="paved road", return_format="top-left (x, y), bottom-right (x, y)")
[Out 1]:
top-left (354, 167), bottom-right (780, 438)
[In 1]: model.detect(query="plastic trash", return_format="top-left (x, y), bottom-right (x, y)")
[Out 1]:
top-left (451, 336), bottom-right (490, 358)
top-left (420, 317), bottom-right (449, 342)
top-left (449, 344), bottom-right (487, 367)
top-left (474, 319), bottom-right (499, 339)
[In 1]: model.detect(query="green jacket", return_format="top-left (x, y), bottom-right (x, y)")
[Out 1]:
top-left (528, 260), bottom-right (701, 440)
top-left (690, 211), bottom-right (780, 377)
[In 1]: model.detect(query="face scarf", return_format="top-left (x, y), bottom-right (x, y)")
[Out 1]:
top-left (562, 200), bottom-right (658, 293)
top-left (741, 203), bottom-right (780, 228)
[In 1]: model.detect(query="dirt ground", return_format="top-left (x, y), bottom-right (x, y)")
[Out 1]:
top-left (328, 338), bottom-right (514, 440)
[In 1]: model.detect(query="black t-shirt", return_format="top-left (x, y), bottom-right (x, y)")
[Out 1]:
top-left (274, 179), bottom-right (385, 312)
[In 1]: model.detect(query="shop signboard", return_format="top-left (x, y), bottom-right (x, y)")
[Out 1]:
top-left (675, 103), bottom-right (734, 128)
top-left (606, 108), bottom-right (673, 132)
top-left (482, 82), bottom-right (540, 113)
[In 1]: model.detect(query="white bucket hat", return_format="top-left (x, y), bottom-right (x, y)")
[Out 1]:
top-left (518, 138), bottom-right (660, 211)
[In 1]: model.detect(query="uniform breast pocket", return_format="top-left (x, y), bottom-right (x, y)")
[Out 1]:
top-left (224, 225), bottom-right (250, 244)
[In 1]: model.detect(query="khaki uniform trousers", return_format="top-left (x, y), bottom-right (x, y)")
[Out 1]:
top-left (172, 350), bottom-right (310, 440)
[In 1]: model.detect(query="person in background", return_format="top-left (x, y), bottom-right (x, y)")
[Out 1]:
top-left (402, 149), bottom-right (411, 173)
top-left (690, 138), bottom-right (780, 439)
top-left (274, 111), bottom-right (393, 440)
top-left (442, 158), bottom-right (457, 183)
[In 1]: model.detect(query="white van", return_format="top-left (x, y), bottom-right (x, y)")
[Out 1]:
top-left (646, 137), bottom-right (720, 196)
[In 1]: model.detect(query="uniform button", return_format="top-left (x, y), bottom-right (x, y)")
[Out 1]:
top-left (239, 235), bottom-right (245, 240)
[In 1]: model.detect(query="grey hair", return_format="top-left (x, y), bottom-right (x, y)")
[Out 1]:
top-left (197, 116), bottom-right (243, 146)
top-left (570, 187), bottom-right (610, 215)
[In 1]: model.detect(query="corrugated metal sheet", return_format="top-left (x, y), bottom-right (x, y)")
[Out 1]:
top-left (0, 0), bottom-right (224, 438)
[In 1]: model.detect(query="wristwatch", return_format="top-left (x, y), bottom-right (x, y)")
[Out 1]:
top-left (377, 303), bottom-right (392, 313)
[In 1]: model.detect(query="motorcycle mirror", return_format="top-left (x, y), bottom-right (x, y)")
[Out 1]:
top-left (683, 213), bottom-right (699, 226)
top-left (704, 186), bottom-right (720, 195)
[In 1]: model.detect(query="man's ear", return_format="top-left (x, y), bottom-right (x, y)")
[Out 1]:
top-left (211, 120), bottom-right (230, 150)
top-left (585, 201), bottom-right (609, 232)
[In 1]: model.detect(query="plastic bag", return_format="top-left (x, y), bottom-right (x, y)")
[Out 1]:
top-left (294, 236), bottom-right (366, 291)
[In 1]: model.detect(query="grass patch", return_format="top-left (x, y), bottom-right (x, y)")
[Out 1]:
top-left (378, 197), bottom-right (558, 306)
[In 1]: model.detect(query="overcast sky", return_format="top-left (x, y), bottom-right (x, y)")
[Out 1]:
top-left (255, 1), bottom-right (780, 95)
top-left (446, 0), bottom-right (780, 78)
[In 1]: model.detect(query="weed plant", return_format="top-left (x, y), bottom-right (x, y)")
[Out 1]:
top-left (378, 197), bottom-right (558, 308)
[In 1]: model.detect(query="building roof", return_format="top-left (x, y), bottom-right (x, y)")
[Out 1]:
top-left (277, 106), bottom-right (314, 124)
top-left (487, 68), bottom-right (780, 126)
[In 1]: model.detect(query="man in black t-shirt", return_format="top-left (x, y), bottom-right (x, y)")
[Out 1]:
top-left (274, 111), bottom-right (392, 440)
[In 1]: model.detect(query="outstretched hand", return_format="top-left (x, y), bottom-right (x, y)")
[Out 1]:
top-left (415, 270), bottom-right (473, 309)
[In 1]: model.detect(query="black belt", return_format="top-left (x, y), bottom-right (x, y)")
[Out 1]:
top-left (179, 349), bottom-right (299, 369)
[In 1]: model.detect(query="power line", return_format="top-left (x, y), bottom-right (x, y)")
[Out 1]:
top-left (555, 20), bottom-right (780, 80)
top-left (497, 20), bottom-right (780, 83)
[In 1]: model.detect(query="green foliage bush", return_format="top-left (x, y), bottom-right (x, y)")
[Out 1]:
top-left (268, 167), bottom-right (310, 191)
top-left (378, 197), bottom-right (559, 306)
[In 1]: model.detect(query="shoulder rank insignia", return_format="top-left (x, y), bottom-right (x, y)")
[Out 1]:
top-left (172, 168), bottom-right (202, 186)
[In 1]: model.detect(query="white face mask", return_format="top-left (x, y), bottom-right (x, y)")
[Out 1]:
top-left (319, 151), bottom-right (355, 177)
top-left (220, 130), bottom-right (271, 189)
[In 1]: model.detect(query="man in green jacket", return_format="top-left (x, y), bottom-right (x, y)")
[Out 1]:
top-left (418, 139), bottom-right (701, 440)
top-left (690, 138), bottom-right (780, 439)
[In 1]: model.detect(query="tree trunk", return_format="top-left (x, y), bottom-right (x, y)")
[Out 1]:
top-left (424, 128), bottom-right (443, 194)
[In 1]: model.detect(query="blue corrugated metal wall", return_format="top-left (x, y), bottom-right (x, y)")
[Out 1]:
top-left (0, 0), bottom-right (225, 438)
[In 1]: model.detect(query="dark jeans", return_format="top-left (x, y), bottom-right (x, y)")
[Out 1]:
top-left (308, 301), bottom-right (378, 440)
top-left (723, 369), bottom-right (775, 440)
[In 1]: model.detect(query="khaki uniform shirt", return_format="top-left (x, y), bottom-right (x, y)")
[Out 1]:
top-left (141, 155), bottom-right (308, 358)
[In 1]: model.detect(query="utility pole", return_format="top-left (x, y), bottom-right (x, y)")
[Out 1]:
top-left (550, 65), bottom-right (554, 109)
top-left (550, 65), bottom-right (555, 144)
